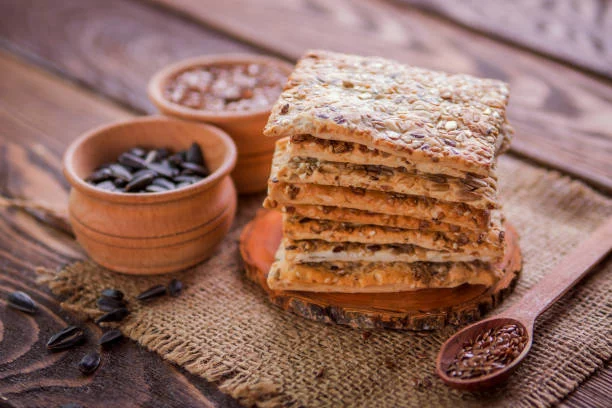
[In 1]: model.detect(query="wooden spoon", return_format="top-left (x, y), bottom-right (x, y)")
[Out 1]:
top-left (436, 217), bottom-right (612, 390)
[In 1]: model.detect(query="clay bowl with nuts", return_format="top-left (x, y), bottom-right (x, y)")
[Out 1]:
top-left (63, 116), bottom-right (237, 275)
top-left (147, 54), bottom-right (294, 194)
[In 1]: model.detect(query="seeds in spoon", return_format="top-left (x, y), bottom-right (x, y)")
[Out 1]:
top-left (78, 351), bottom-right (101, 375)
top-left (445, 324), bottom-right (528, 380)
top-left (99, 329), bottom-right (123, 348)
top-left (47, 326), bottom-right (86, 351)
top-left (136, 284), bottom-right (167, 301)
top-left (95, 307), bottom-right (130, 324)
top-left (7, 291), bottom-right (38, 314)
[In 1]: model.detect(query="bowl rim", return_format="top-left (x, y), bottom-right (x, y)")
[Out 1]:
top-left (147, 53), bottom-right (294, 123)
top-left (63, 115), bottom-right (237, 204)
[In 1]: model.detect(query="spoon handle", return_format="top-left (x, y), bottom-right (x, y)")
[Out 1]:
top-left (505, 217), bottom-right (612, 322)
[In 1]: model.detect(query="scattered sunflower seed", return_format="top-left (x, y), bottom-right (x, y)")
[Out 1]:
top-left (99, 329), bottom-right (123, 348)
top-left (95, 307), bottom-right (130, 324)
top-left (100, 288), bottom-right (124, 301)
top-left (7, 291), bottom-right (38, 314)
top-left (168, 279), bottom-right (183, 297)
top-left (47, 325), bottom-right (86, 351)
top-left (78, 351), bottom-right (101, 375)
top-left (97, 296), bottom-right (126, 312)
top-left (136, 285), bottom-right (167, 301)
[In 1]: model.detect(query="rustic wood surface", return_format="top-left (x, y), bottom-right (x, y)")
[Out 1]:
top-left (0, 0), bottom-right (610, 406)
top-left (399, 0), bottom-right (612, 79)
top-left (240, 210), bottom-right (522, 330)
top-left (147, 0), bottom-right (612, 193)
top-left (0, 51), bottom-right (241, 408)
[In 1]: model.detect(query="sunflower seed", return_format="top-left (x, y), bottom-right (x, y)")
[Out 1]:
top-left (7, 291), bottom-right (37, 314)
top-left (109, 164), bottom-right (133, 182)
top-left (152, 178), bottom-right (176, 190)
top-left (180, 162), bottom-right (209, 177)
top-left (136, 285), bottom-right (167, 301)
top-left (99, 329), bottom-right (123, 347)
top-left (97, 296), bottom-right (126, 312)
top-left (101, 288), bottom-right (124, 301)
top-left (78, 351), bottom-right (101, 375)
top-left (125, 172), bottom-right (155, 192)
top-left (95, 180), bottom-right (117, 191)
top-left (95, 307), bottom-right (130, 324)
top-left (129, 147), bottom-right (146, 157)
top-left (168, 279), bottom-right (183, 297)
top-left (118, 152), bottom-right (147, 169)
top-left (145, 185), bottom-right (168, 193)
top-left (186, 142), bottom-right (204, 165)
top-left (144, 150), bottom-right (158, 164)
top-left (47, 326), bottom-right (85, 351)
top-left (86, 167), bottom-right (113, 183)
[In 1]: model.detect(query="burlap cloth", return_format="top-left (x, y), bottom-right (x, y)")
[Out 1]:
top-left (38, 155), bottom-right (612, 407)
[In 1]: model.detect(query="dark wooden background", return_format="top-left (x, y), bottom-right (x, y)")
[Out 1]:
top-left (0, 0), bottom-right (610, 407)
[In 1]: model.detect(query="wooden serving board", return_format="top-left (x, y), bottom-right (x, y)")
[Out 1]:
top-left (240, 210), bottom-right (522, 330)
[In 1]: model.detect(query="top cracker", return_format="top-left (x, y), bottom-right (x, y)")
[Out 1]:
top-left (264, 50), bottom-right (512, 175)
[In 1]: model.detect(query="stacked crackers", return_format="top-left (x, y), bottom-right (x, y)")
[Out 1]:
top-left (263, 50), bottom-right (512, 293)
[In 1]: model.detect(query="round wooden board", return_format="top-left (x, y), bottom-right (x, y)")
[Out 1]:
top-left (239, 210), bottom-right (522, 330)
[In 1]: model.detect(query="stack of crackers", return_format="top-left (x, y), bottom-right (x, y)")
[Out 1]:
top-left (262, 50), bottom-right (513, 293)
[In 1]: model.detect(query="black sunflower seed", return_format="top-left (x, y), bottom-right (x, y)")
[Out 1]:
top-left (152, 178), bottom-right (176, 190)
top-left (7, 291), bottom-right (37, 314)
top-left (118, 152), bottom-right (147, 170)
top-left (180, 162), bottom-right (209, 177)
top-left (186, 142), bottom-right (204, 165)
top-left (101, 288), bottom-right (124, 301)
top-left (86, 167), bottom-right (113, 183)
top-left (97, 296), bottom-right (126, 312)
top-left (99, 329), bottom-right (123, 348)
top-left (145, 185), bottom-right (168, 193)
top-left (136, 285), bottom-right (167, 301)
top-left (95, 180), bottom-right (117, 191)
top-left (168, 279), bottom-right (183, 297)
top-left (47, 326), bottom-right (85, 351)
top-left (146, 162), bottom-right (177, 178)
top-left (174, 175), bottom-right (202, 184)
top-left (168, 152), bottom-right (185, 166)
top-left (78, 351), bottom-right (101, 375)
top-left (95, 307), bottom-right (130, 324)
top-left (124, 172), bottom-right (155, 192)
top-left (129, 147), bottom-right (146, 157)
top-left (109, 164), bottom-right (133, 182)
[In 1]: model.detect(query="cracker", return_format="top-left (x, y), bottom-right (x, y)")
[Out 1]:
top-left (282, 217), bottom-right (505, 258)
top-left (274, 138), bottom-right (498, 210)
top-left (264, 50), bottom-right (512, 176)
top-left (283, 239), bottom-right (498, 263)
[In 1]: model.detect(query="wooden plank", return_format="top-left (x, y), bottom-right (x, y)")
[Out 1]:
top-left (143, 0), bottom-right (612, 193)
top-left (561, 363), bottom-right (612, 408)
top-left (399, 0), bottom-right (612, 79)
top-left (0, 51), bottom-right (240, 408)
top-left (0, 0), bottom-right (256, 114)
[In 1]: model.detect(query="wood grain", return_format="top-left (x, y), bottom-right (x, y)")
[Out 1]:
top-left (0, 0), bottom-right (256, 114)
top-left (399, 0), bottom-right (612, 79)
top-left (0, 51), bottom-right (240, 408)
top-left (145, 0), bottom-right (612, 193)
top-left (240, 210), bottom-right (522, 330)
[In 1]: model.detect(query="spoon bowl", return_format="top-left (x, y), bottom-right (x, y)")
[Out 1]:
top-left (436, 216), bottom-right (612, 391)
top-left (436, 317), bottom-right (533, 390)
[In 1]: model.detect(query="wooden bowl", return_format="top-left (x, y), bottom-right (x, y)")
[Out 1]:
top-left (63, 116), bottom-right (237, 275)
top-left (147, 54), bottom-right (294, 194)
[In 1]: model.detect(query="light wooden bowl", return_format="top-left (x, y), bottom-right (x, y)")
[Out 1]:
top-left (147, 54), bottom-right (294, 194)
top-left (63, 116), bottom-right (237, 275)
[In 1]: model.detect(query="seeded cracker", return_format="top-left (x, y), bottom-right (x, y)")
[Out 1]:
top-left (264, 50), bottom-right (512, 176)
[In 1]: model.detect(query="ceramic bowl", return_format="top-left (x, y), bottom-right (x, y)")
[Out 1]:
top-left (147, 54), bottom-right (294, 194)
top-left (63, 116), bottom-right (237, 274)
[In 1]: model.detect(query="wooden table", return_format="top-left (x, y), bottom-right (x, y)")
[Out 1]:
top-left (0, 1), bottom-right (610, 406)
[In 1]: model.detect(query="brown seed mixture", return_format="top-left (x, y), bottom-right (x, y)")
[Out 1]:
top-left (164, 63), bottom-right (287, 111)
top-left (446, 324), bottom-right (528, 379)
